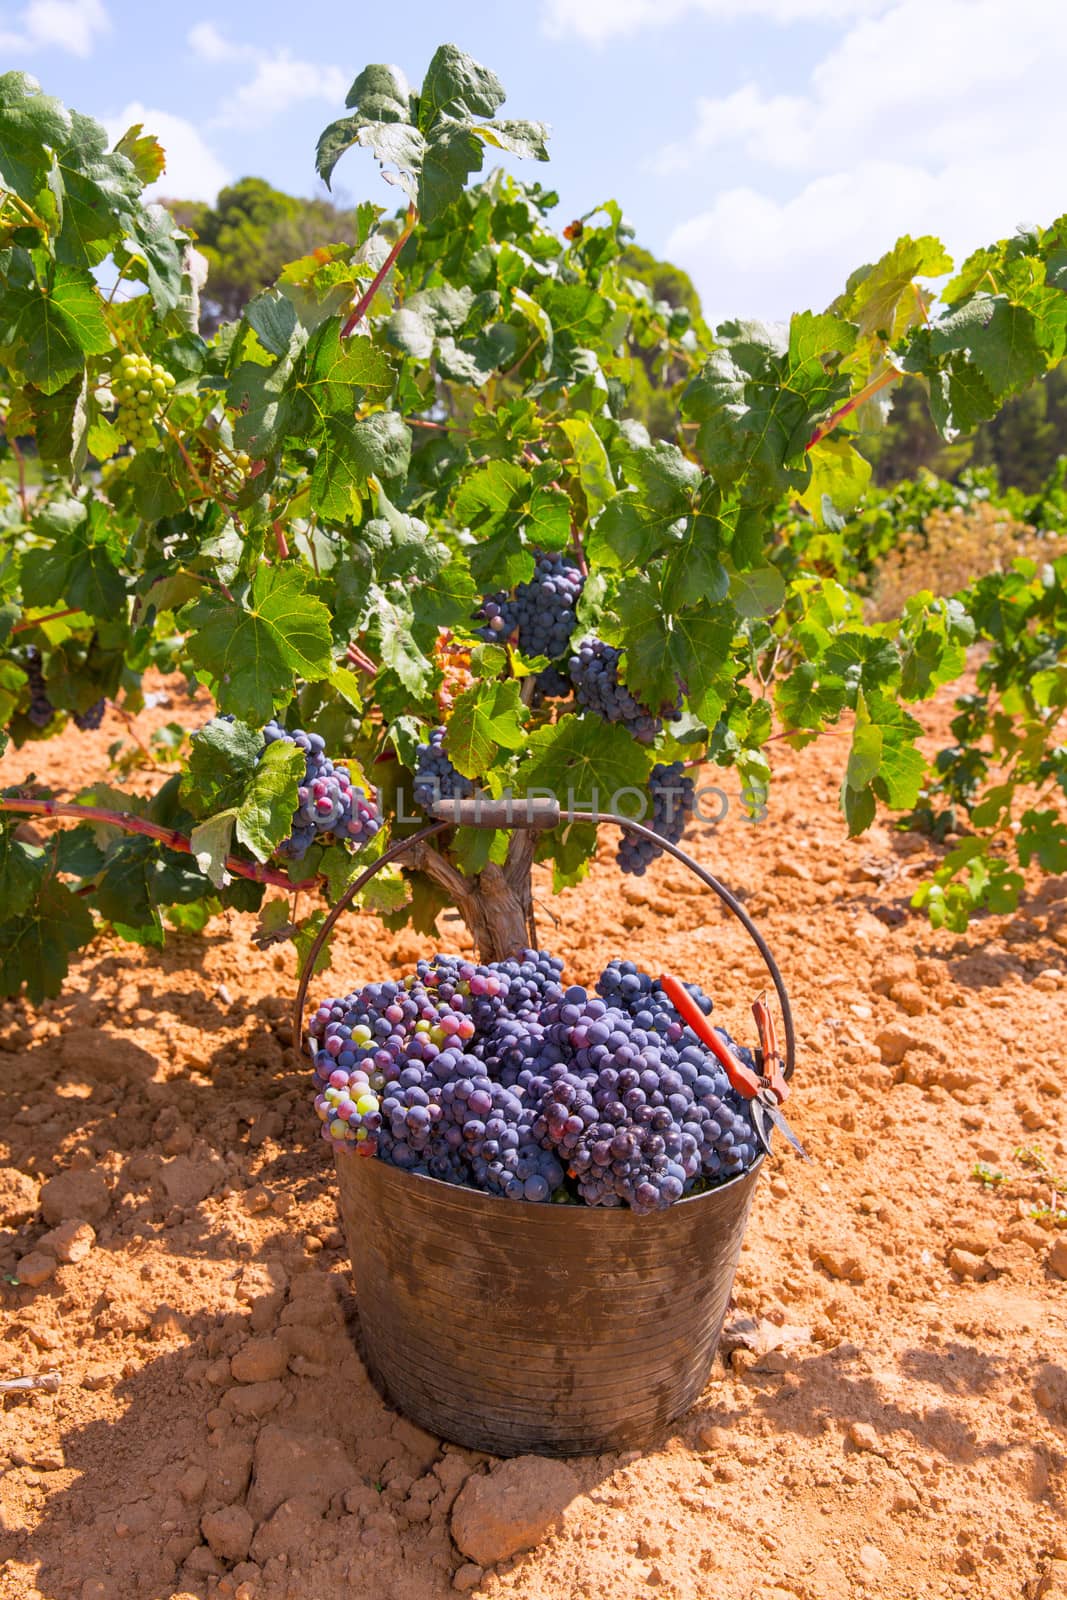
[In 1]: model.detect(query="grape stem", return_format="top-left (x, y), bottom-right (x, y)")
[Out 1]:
top-left (11, 608), bottom-right (81, 635)
top-left (0, 797), bottom-right (296, 890)
top-left (806, 366), bottom-right (900, 451)
top-left (341, 206), bottom-right (417, 339)
top-left (346, 641), bottom-right (377, 674)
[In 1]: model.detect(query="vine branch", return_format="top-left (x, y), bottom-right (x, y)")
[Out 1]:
top-left (0, 798), bottom-right (296, 890)
top-left (806, 366), bottom-right (900, 451)
top-left (341, 206), bottom-right (418, 339)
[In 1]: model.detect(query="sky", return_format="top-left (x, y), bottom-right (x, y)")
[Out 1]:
top-left (2, 0), bottom-right (1066, 321)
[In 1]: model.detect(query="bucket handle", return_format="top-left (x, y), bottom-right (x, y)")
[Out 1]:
top-left (292, 798), bottom-right (795, 1082)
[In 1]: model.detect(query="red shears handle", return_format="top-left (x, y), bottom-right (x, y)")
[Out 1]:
top-left (658, 974), bottom-right (763, 1100)
top-left (752, 992), bottom-right (790, 1103)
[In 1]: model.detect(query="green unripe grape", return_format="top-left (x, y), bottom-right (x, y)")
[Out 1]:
top-left (163, 372), bottom-right (176, 390)
top-left (151, 362), bottom-right (167, 379)
top-left (151, 378), bottom-right (167, 398)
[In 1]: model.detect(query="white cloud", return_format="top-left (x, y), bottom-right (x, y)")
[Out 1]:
top-left (104, 103), bottom-right (230, 202)
top-left (187, 19), bottom-right (250, 63)
top-left (541, 0), bottom-right (888, 44)
top-left (657, 0), bottom-right (1067, 319)
top-left (0, 0), bottom-right (109, 57)
top-left (186, 20), bottom-right (348, 130)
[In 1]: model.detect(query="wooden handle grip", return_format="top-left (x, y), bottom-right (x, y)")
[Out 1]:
top-left (427, 797), bottom-right (561, 829)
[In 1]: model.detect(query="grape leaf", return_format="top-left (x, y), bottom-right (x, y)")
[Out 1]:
top-left (418, 45), bottom-right (505, 129)
top-left (181, 567), bottom-right (334, 723)
top-left (0, 828), bottom-right (44, 918)
top-left (20, 497), bottom-right (126, 616)
top-left (447, 679), bottom-right (527, 778)
top-left (520, 715), bottom-right (649, 820)
top-left (113, 123), bottom-right (166, 185)
top-left (0, 878), bottom-right (95, 1002)
top-left (0, 71), bottom-right (71, 196)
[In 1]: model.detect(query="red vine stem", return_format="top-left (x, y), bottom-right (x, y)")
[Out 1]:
top-left (0, 798), bottom-right (296, 890)
top-left (273, 520), bottom-right (290, 561)
top-left (806, 366), bottom-right (900, 451)
top-left (341, 206), bottom-right (417, 339)
top-left (11, 608), bottom-right (80, 635)
top-left (346, 641), bottom-right (377, 674)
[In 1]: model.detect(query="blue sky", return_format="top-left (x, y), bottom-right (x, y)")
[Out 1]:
top-left (3, 0), bottom-right (1066, 319)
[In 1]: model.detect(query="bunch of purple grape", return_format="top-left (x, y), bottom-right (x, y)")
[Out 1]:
top-left (478, 553), bottom-right (584, 662)
top-left (22, 647), bottom-right (55, 729)
top-left (617, 761), bottom-right (696, 876)
top-left (568, 637), bottom-right (681, 745)
top-left (308, 950), bottom-right (760, 1212)
top-left (262, 721), bottom-right (382, 859)
top-left (412, 726), bottom-right (475, 815)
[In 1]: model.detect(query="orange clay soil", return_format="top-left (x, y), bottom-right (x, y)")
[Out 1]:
top-left (0, 671), bottom-right (1065, 1600)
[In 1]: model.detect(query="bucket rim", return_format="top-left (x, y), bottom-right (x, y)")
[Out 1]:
top-left (333, 1145), bottom-right (764, 1217)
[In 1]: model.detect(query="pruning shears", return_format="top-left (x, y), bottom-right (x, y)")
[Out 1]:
top-left (659, 974), bottom-right (810, 1161)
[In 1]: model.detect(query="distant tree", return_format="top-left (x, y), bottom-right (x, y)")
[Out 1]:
top-left (618, 245), bottom-right (708, 440)
top-left (865, 364), bottom-right (1067, 491)
top-left (164, 178), bottom-right (364, 332)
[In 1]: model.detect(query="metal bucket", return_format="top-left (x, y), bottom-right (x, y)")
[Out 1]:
top-left (335, 1145), bottom-right (762, 1456)
top-left (295, 801), bottom-right (796, 1458)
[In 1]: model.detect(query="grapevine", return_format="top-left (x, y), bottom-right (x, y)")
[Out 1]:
top-left (0, 46), bottom-right (1064, 1007)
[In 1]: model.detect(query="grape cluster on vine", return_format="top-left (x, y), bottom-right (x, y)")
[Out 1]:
top-left (617, 761), bottom-right (696, 876)
top-left (412, 727), bottom-right (475, 815)
top-left (477, 552), bottom-right (584, 702)
top-left (309, 950), bottom-right (759, 1211)
top-left (73, 699), bottom-right (106, 731)
top-left (262, 722), bottom-right (382, 859)
top-left (22, 647), bottom-right (54, 729)
top-left (568, 637), bottom-right (681, 744)
top-left (110, 351), bottom-right (175, 450)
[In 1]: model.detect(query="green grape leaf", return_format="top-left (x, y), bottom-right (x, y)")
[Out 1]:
top-left (94, 836), bottom-right (208, 927)
top-left (845, 691), bottom-right (882, 790)
top-left (729, 566), bottom-right (786, 619)
top-left (0, 878), bottom-right (95, 1003)
top-left (53, 108), bottom-right (143, 268)
top-left (683, 314), bottom-right (854, 500)
top-left (190, 812), bottom-right (236, 889)
top-left (21, 497), bottom-right (126, 617)
top-left (840, 778), bottom-right (877, 837)
top-left (558, 418), bottom-right (613, 516)
top-left (0, 828), bottom-right (44, 918)
top-left (113, 123), bottom-right (166, 185)
top-left (833, 235), bottom-right (952, 343)
top-left (447, 679), bottom-right (527, 779)
top-left (775, 663), bottom-right (847, 731)
top-left (1017, 808), bottom-right (1067, 873)
top-left (419, 121), bottom-right (485, 224)
top-left (419, 45), bottom-right (505, 129)
top-left (454, 460), bottom-right (529, 531)
top-left (180, 715), bottom-right (302, 859)
top-left (234, 739), bottom-right (305, 860)
top-left (520, 714), bottom-right (649, 817)
top-left (0, 71), bottom-right (72, 196)
top-left (181, 567), bottom-right (334, 723)
top-left (605, 577), bottom-right (734, 712)
top-left (371, 587), bottom-right (435, 695)
top-left (11, 266), bottom-right (112, 392)
top-left (475, 120), bottom-right (550, 161)
top-left (930, 296), bottom-right (1046, 397)
top-left (799, 438), bottom-right (872, 524)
